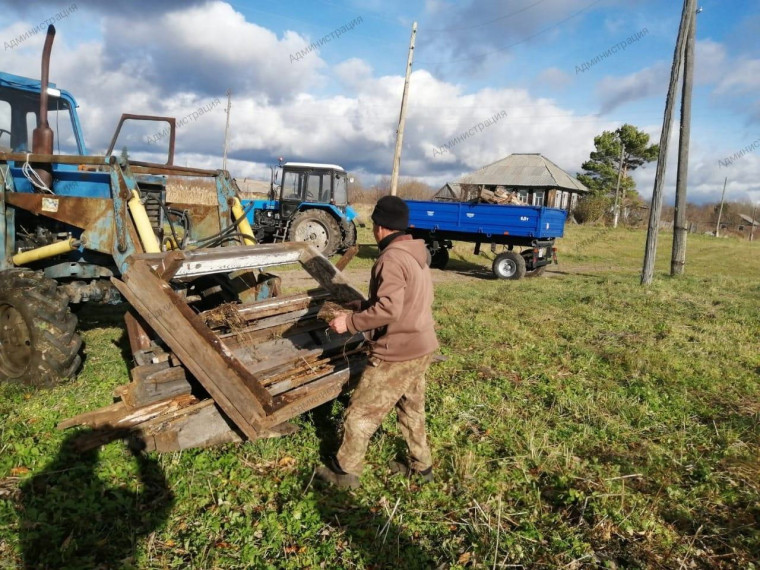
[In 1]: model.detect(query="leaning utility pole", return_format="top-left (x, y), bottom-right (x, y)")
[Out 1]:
top-left (671, 7), bottom-right (697, 276)
top-left (715, 177), bottom-right (727, 237)
top-left (390, 22), bottom-right (417, 197)
top-left (222, 88), bottom-right (232, 172)
top-left (641, 0), bottom-right (696, 285)
top-left (613, 142), bottom-right (625, 228)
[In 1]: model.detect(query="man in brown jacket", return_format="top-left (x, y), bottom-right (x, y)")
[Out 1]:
top-left (316, 196), bottom-right (439, 489)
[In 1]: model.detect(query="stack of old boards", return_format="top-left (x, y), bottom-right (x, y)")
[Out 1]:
top-left (58, 243), bottom-right (368, 452)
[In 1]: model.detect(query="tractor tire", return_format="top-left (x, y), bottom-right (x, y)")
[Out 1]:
top-left (0, 269), bottom-right (82, 386)
top-left (430, 247), bottom-right (449, 270)
top-left (340, 221), bottom-right (358, 252)
top-left (288, 209), bottom-right (341, 257)
top-left (492, 251), bottom-right (526, 280)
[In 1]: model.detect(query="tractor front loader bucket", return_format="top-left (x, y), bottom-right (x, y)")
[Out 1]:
top-left (59, 243), bottom-right (368, 452)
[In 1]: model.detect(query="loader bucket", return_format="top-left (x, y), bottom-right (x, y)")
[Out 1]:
top-left (59, 243), bottom-right (368, 452)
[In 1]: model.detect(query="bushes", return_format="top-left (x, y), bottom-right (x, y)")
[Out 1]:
top-left (573, 195), bottom-right (611, 224)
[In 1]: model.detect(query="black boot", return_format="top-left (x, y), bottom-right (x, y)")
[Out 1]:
top-left (388, 459), bottom-right (433, 483)
top-left (315, 456), bottom-right (360, 490)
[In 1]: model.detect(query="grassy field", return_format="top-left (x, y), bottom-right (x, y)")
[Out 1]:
top-left (1, 225), bottom-right (758, 568)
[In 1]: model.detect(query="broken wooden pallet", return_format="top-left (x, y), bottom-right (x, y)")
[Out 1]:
top-left (59, 243), bottom-right (368, 451)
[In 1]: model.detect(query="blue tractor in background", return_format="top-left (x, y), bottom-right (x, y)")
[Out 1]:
top-left (243, 161), bottom-right (359, 258)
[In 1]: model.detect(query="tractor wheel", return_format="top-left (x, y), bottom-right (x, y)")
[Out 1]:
top-left (430, 247), bottom-right (449, 270)
top-left (340, 221), bottom-right (358, 252)
top-left (0, 269), bottom-right (82, 386)
top-left (289, 209), bottom-right (341, 257)
top-left (492, 251), bottom-right (526, 280)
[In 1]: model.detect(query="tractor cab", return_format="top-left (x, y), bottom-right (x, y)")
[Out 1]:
top-left (274, 162), bottom-right (349, 219)
top-left (0, 72), bottom-right (86, 156)
top-left (246, 161), bottom-right (357, 257)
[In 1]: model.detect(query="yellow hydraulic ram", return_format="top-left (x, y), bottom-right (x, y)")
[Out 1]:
top-left (12, 237), bottom-right (80, 266)
top-left (231, 197), bottom-right (256, 246)
top-left (128, 190), bottom-right (161, 254)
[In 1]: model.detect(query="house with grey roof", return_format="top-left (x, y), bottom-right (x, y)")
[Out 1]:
top-left (435, 153), bottom-right (589, 211)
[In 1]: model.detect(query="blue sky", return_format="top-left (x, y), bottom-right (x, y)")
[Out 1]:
top-left (1, 0), bottom-right (758, 204)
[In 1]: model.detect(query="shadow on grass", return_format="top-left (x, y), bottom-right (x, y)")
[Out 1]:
top-left (18, 431), bottom-right (173, 569)
top-left (313, 486), bottom-right (434, 569)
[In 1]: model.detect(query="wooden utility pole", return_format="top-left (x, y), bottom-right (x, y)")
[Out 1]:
top-left (613, 143), bottom-right (625, 228)
top-left (751, 202), bottom-right (758, 242)
top-left (671, 8), bottom-right (696, 276)
top-left (715, 177), bottom-right (727, 237)
top-left (641, 0), bottom-right (696, 285)
top-left (222, 89), bottom-right (232, 172)
top-left (390, 22), bottom-right (417, 197)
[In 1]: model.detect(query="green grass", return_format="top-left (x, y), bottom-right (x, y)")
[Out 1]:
top-left (1, 226), bottom-right (759, 568)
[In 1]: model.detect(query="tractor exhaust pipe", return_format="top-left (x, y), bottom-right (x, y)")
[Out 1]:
top-left (32, 25), bottom-right (56, 187)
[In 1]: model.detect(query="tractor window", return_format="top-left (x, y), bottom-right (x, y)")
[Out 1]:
top-left (307, 173), bottom-right (321, 201)
top-left (24, 99), bottom-right (79, 155)
top-left (0, 100), bottom-right (10, 152)
top-left (319, 173), bottom-right (331, 202)
top-left (25, 112), bottom-right (35, 151)
top-left (334, 173), bottom-right (347, 205)
top-left (282, 170), bottom-right (304, 200)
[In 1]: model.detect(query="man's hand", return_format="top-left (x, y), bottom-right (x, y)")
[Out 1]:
top-left (329, 313), bottom-right (350, 334)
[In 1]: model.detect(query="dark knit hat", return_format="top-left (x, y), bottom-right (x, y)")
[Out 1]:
top-left (371, 196), bottom-right (409, 230)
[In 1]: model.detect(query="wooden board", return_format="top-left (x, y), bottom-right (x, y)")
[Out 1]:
top-left (112, 260), bottom-right (270, 439)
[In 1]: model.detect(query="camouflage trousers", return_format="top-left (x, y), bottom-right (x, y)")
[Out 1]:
top-left (336, 353), bottom-right (433, 476)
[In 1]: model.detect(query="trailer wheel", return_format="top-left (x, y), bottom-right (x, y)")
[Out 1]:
top-left (430, 247), bottom-right (449, 270)
top-left (289, 209), bottom-right (341, 257)
top-left (521, 251), bottom-right (547, 277)
top-left (0, 269), bottom-right (82, 386)
top-left (492, 251), bottom-right (526, 280)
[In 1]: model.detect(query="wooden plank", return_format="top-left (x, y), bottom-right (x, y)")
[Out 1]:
top-left (123, 365), bottom-right (192, 408)
top-left (112, 261), bottom-right (272, 438)
top-left (335, 245), bottom-right (358, 272)
top-left (155, 249), bottom-right (187, 280)
top-left (229, 332), bottom-right (363, 375)
top-left (138, 400), bottom-right (243, 452)
top-left (297, 245), bottom-right (365, 304)
top-left (58, 394), bottom-right (198, 430)
top-left (124, 311), bottom-right (152, 356)
top-left (261, 347), bottom-right (365, 388)
top-left (135, 400), bottom-right (302, 451)
top-left (201, 291), bottom-right (330, 326)
top-left (261, 370), bottom-right (352, 428)
top-left (267, 362), bottom-right (347, 397)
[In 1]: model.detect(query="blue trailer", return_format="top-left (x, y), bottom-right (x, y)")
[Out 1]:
top-left (404, 200), bottom-right (567, 279)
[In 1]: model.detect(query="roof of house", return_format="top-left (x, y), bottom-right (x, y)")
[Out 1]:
top-left (739, 214), bottom-right (759, 226)
top-left (457, 153), bottom-right (589, 193)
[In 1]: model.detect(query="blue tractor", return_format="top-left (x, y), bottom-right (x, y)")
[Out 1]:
top-left (0, 26), bottom-right (368, 450)
top-left (243, 161), bottom-right (359, 258)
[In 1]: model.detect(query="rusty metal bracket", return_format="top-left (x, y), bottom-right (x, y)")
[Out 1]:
top-left (106, 113), bottom-right (176, 166)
